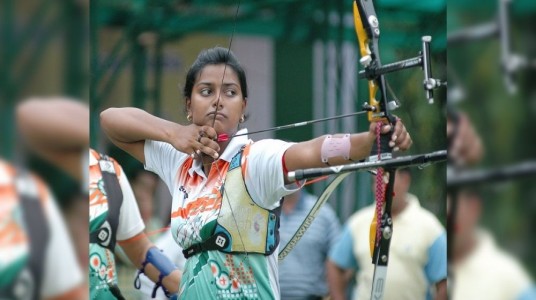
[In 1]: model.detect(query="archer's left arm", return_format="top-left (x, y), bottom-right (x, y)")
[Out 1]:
top-left (283, 120), bottom-right (412, 183)
top-left (120, 233), bottom-right (181, 295)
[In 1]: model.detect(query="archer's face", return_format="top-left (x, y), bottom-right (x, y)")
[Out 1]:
top-left (186, 64), bottom-right (247, 135)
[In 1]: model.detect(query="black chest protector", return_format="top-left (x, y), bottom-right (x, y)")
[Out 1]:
top-left (89, 154), bottom-right (123, 252)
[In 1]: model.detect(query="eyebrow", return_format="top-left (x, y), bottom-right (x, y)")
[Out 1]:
top-left (196, 82), bottom-right (239, 88)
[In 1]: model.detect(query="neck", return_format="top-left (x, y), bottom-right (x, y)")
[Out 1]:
top-left (452, 232), bottom-right (478, 265)
top-left (199, 138), bottom-right (232, 174)
top-left (391, 194), bottom-right (409, 217)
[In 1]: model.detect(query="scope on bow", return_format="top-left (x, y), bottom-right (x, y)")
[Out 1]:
top-left (354, 2), bottom-right (445, 117)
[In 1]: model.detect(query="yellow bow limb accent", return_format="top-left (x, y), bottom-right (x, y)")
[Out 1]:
top-left (369, 212), bottom-right (377, 257)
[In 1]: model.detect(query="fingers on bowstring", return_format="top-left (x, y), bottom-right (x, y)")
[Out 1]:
top-left (196, 136), bottom-right (220, 159)
top-left (199, 125), bottom-right (218, 141)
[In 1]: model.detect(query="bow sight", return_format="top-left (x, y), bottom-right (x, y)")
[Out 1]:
top-left (358, 36), bottom-right (446, 106)
top-left (448, 0), bottom-right (536, 97)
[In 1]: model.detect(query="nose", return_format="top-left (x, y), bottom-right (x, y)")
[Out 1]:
top-left (211, 89), bottom-right (225, 110)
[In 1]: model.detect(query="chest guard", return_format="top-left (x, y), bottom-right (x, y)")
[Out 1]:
top-left (0, 170), bottom-right (49, 300)
top-left (182, 146), bottom-right (281, 258)
top-left (88, 153), bottom-right (125, 300)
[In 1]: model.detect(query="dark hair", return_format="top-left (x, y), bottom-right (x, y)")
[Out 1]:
top-left (183, 47), bottom-right (248, 101)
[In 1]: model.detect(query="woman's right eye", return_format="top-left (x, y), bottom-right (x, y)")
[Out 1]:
top-left (200, 88), bottom-right (211, 96)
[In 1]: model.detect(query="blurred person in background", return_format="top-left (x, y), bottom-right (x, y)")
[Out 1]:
top-left (15, 97), bottom-right (182, 299)
top-left (0, 159), bottom-right (87, 300)
top-left (450, 189), bottom-right (536, 300)
top-left (447, 111), bottom-right (484, 167)
top-left (278, 189), bottom-right (341, 300)
top-left (0, 98), bottom-right (88, 299)
top-left (100, 46), bottom-right (413, 299)
top-left (326, 168), bottom-right (447, 300)
top-left (89, 149), bottom-right (181, 299)
top-left (16, 97), bottom-right (90, 271)
top-left (130, 167), bottom-right (164, 233)
top-left (447, 111), bottom-right (535, 299)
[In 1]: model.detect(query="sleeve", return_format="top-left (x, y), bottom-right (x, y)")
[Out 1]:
top-left (517, 287), bottom-right (536, 300)
top-left (424, 232), bottom-right (447, 284)
top-left (116, 168), bottom-right (145, 241)
top-left (40, 192), bottom-right (84, 298)
top-left (328, 224), bottom-right (359, 270)
top-left (244, 139), bottom-right (301, 209)
top-left (144, 139), bottom-right (188, 191)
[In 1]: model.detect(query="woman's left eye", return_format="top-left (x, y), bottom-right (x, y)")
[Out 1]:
top-left (225, 90), bottom-right (237, 97)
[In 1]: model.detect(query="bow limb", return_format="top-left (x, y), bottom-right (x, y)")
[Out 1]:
top-left (278, 173), bottom-right (351, 261)
top-left (354, 1), bottom-right (396, 299)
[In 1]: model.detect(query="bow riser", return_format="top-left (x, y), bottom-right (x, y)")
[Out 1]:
top-left (353, 1), bottom-right (390, 124)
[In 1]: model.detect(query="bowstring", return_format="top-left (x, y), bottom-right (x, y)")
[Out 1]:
top-left (205, 0), bottom-right (260, 293)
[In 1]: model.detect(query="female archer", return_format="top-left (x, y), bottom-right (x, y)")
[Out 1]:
top-left (100, 46), bottom-right (412, 299)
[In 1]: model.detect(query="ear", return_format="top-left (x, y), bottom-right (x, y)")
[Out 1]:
top-left (241, 97), bottom-right (248, 115)
top-left (186, 98), bottom-right (192, 114)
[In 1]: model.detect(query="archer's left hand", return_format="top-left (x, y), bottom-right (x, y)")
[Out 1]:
top-left (391, 118), bottom-right (412, 151)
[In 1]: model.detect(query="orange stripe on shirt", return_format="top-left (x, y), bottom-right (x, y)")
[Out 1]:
top-left (170, 158), bottom-right (231, 219)
top-left (171, 195), bottom-right (222, 219)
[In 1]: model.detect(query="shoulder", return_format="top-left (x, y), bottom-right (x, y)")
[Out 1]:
top-left (482, 233), bottom-right (532, 282)
top-left (249, 139), bottom-right (293, 154)
top-left (407, 194), bottom-right (444, 232)
top-left (347, 204), bottom-right (375, 229)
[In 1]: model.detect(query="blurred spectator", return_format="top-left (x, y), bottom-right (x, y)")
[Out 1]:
top-left (89, 149), bottom-right (181, 299)
top-left (0, 159), bottom-right (87, 299)
top-left (16, 97), bottom-right (89, 270)
top-left (327, 169), bottom-right (447, 300)
top-left (450, 189), bottom-right (536, 300)
top-left (130, 168), bottom-right (164, 233)
top-left (447, 111), bottom-right (484, 167)
top-left (279, 189), bottom-right (341, 300)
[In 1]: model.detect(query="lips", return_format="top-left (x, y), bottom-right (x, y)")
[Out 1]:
top-left (207, 111), bottom-right (227, 119)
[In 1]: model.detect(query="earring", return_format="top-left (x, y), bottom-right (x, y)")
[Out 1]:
top-left (239, 115), bottom-right (245, 123)
top-left (187, 114), bottom-right (192, 122)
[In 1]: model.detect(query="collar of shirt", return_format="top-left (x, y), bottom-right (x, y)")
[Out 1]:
top-left (396, 193), bottom-right (420, 222)
top-left (0, 159), bottom-right (13, 185)
top-left (89, 149), bottom-right (99, 166)
top-left (188, 128), bottom-right (251, 177)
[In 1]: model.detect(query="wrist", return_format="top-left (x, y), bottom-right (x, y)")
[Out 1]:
top-left (162, 121), bottom-right (182, 144)
top-left (162, 270), bottom-right (181, 294)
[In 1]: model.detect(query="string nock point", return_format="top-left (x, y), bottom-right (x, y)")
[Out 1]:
top-left (217, 133), bottom-right (229, 142)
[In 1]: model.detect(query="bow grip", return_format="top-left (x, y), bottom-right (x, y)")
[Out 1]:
top-left (369, 115), bottom-right (397, 162)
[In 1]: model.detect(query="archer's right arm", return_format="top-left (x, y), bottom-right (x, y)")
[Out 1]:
top-left (100, 107), bottom-right (218, 163)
